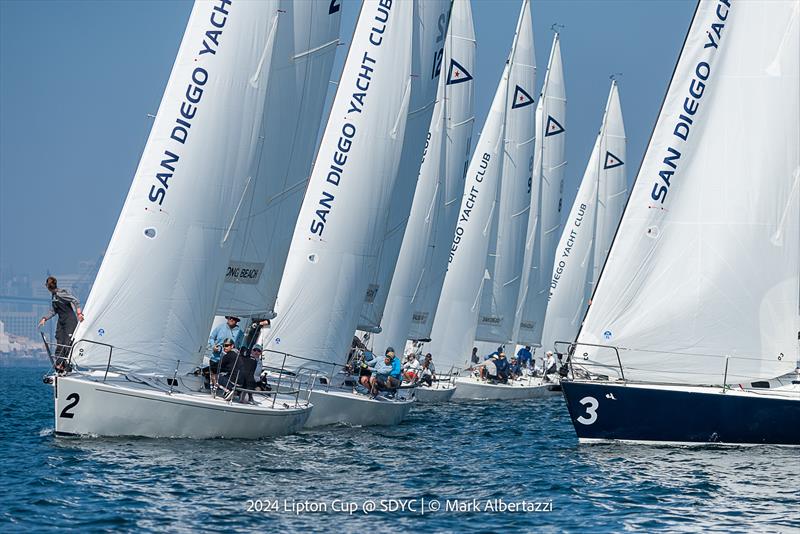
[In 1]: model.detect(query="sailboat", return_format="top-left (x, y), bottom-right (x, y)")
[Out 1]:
top-left (540, 79), bottom-right (626, 355)
top-left (262, 0), bottom-right (442, 428)
top-left (53, 0), bottom-right (318, 439)
top-left (426, 0), bottom-right (534, 397)
top-left (561, 0), bottom-right (800, 445)
top-left (513, 31), bottom-right (566, 368)
top-left (371, 0), bottom-right (476, 403)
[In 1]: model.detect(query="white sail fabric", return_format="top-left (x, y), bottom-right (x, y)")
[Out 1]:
top-left (514, 33), bottom-right (566, 346)
top-left (358, 0), bottom-right (451, 333)
top-left (540, 80), bottom-right (626, 352)
top-left (263, 0), bottom-right (413, 370)
top-left (216, 1), bottom-right (341, 318)
top-left (575, 0), bottom-right (800, 385)
top-left (426, 0), bottom-right (533, 371)
top-left (73, 1), bottom-right (281, 375)
top-left (407, 0), bottom-right (477, 342)
top-left (474, 9), bottom-right (536, 344)
top-left (372, 0), bottom-right (476, 353)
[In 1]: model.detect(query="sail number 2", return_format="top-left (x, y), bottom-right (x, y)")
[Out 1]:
top-left (576, 396), bottom-right (598, 425)
top-left (59, 393), bottom-right (80, 419)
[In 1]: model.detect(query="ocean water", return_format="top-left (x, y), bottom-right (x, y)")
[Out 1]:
top-left (1, 365), bottom-right (798, 533)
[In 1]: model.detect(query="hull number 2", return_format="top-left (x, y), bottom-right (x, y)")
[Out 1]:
top-left (577, 396), bottom-right (598, 425)
top-left (59, 393), bottom-right (80, 419)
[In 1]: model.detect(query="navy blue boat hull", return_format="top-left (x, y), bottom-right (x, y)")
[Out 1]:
top-left (561, 380), bottom-right (800, 445)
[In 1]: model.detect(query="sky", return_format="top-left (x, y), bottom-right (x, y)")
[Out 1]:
top-left (0, 0), bottom-right (695, 279)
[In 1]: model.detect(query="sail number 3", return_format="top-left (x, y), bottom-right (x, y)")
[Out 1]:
top-left (576, 396), bottom-right (598, 425)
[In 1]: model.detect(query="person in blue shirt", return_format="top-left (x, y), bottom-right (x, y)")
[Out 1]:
top-left (517, 345), bottom-right (533, 369)
top-left (494, 351), bottom-right (510, 383)
top-left (508, 356), bottom-right (522, 379)
top-left (368, 347), bottom-right (402, 397)
top-left (208, 316), bottom-right (244, 384)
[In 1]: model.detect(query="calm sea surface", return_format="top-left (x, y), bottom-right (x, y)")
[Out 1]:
top-left (1, 365), bottom-right (798, 533)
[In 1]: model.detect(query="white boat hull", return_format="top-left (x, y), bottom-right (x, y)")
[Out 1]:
top-left (54, 372), bottom-right (310, 439)
top-left (303, 388), bottom-right (414, 428)
top-left (451, 375), bottom-right (561, 400)
top-left (414, 384), bottom-right (457, 403)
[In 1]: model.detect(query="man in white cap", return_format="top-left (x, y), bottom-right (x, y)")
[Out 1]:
top-left (544, 350), bottom-right (557, 376)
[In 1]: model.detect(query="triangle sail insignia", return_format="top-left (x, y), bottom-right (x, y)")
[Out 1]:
top-left (511, 85), bottom-right (534, 109)
top-left (447, 58), bottom-right (473, 85)
top-left (544, 115), bottom-right (565, 137)
top-left (603, 151), bottom-right (624, 169)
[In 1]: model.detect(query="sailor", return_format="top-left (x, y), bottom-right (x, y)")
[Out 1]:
top-left (242, 318), bottom-right (270, 354)
top-left (420, 353), bottom-right (436, 386)
top-left (402, 353), bottom-right (421, 382)
top-left (495, 351), bottom-right (510, 383)
top-left (38, 276), bottom-right (83, 372)
top-left (544, 350), bottom-right (557, 375)
top-left (509, 356), bottom-right (522, 379)
top-left (476, 353), bottom-right (498, 381)
top-left (208, 317), bottom-right (244, 385)
top-left (471, 346), bottom-right (479, 364)
top-left (516, 345), bottom-right (533, 369)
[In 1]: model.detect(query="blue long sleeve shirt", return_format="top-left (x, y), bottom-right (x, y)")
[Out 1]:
top-left (208, 323), bottom-right (244, 361)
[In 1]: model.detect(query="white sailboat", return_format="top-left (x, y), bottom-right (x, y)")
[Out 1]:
top-left (216, 0), bottom-right (341, 324)
top-left (371, 0), bottom-right (476, 403)
top-left (54, 0), bottom-right (315, 438)
top-left (263, 0), bottom-right (416, 428)
top-left (357, 0), bottom-right (451, 335)
top-left (514, 31), bottom-right (566, 360)
top-left (426, 0), bottom-right (535, 399)
top-left (562, 0), bottom-right (800, 445)
top-left (540, 79), bottom-right (626, 354)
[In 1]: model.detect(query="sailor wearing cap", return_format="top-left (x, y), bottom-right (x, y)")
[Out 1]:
top-left (208, 315), bottom-right (244, 363)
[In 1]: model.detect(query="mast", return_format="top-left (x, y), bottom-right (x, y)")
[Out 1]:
top-left (539, 80), bottom-right (626, 353)
top-left (426, 0), bottom-right (534, 370)
top-left (514, 31), bottom-right (566, 347)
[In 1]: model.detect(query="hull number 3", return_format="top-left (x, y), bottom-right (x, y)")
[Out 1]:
top-left (576, 396), bottom-right (598, 425)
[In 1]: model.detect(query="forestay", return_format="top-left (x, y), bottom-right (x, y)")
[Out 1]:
top-left (540, 80), bottom-right (626, 352)
top-left (514, 33), bottom-right (566, 347)
top-left (474, 8), bottom-right (536, 344)
top-left (426, 0), bottom-right (533, 371)
top-left (264, 0), bottom-right (413, 371)
top-left (73, 0), bottom-right (281, 375)
top-left (216, 0), bottom-right (341, 319)
top-left (358, 0), bottom-right (451, 333)
top-left (372, 0), bottom-right (476, 353)
top-left (575, 0), bottom-right (800, 385)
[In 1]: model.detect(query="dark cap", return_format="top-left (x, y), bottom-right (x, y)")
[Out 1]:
top-left (251, 344), bottom-right (263, 352)
top-left (385, 346), bottom-right (396, 355)
top-left (222, 338), bottom-right (235, 346)
top-left (224, 316), bottom-right (241, 322)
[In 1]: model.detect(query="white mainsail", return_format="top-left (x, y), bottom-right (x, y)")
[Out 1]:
top-left (264, 0), bottom-right (413, 370)
top-left (540, 80), bottom-right (626, 352)
top-left (73, 1), bottom-right (281, 375)
top-left (372, 0), bottom-right (476, 353)
top-left (474, 10), bottom-right (536, 344)
top-left (575, 0), bottom-right (799, 385)
top-left (358, 0), bottom-right (451, 333)
top-left (426, 0), bottom-right (534, 370)
top-left (216, 1), bottom-right (341, 319)
top-left (514, 32), bottom-right (566, 347)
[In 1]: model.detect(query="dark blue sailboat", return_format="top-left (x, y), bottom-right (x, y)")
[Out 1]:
top-left (560, 0), bottom-right (800, 446)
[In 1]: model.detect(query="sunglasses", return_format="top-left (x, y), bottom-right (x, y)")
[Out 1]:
top-left (223, 344), bottom-right (234, 348)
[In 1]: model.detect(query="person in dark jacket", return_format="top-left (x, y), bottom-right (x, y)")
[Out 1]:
top-left (38, 276), bottom-right (83, 371)
top-left (494, 351), bottom-right (510, 383)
